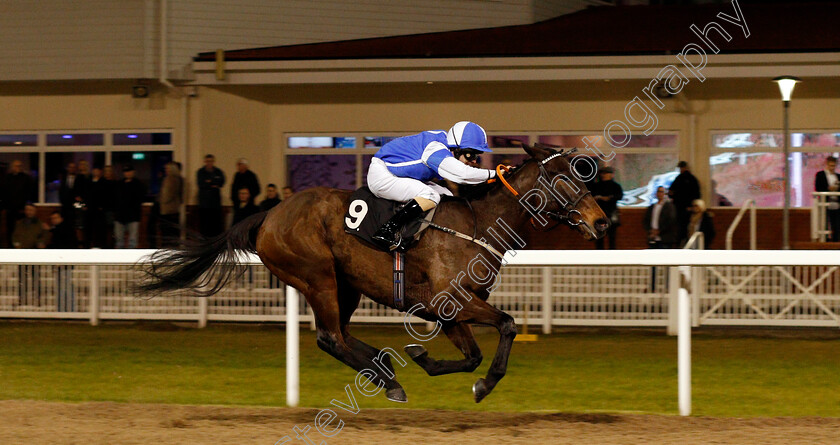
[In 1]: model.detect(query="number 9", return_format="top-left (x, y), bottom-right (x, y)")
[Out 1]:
top-left (345, 200), bottom-right (369, 230)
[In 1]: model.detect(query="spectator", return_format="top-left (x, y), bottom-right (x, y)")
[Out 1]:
top-left (46, 211), bottom-right (77, 312)
top-left (687, 199), bottom-right (716, 248)
top-left (590, 167), bottom-right (623, 250)
top-left (13, 204), bottom-right (48, 249)
top-left (100, 166), bottom-right (119, 248)
top-left (86, 167), bottom-right (107, 248)
top-left (259, 184), bottom-right (282, 211)
top-left (668, 161), bottom-right (701, 247)
top-left (3, 160), bottom-right (37, 247)
top-left (197, 154), bottom-right (225, 238)
top-left (815, 156), bottom-right (840, 241)
top-left (114, 165), bottom-right (146, 249)
top-left (281, 186), bottom-right (294, 200)
top-left (13, 204), bottom-right (47, 306)
top-left (233, 187), bottom-right (260, 225)
top-left (231, 158), bottom-right (260, 207)
top-left (643, 186), bottom-right (677, 249)
top-left (58, 162), bottom-right (88, 225)
top-left (158, 162), bottom-right (183, 247)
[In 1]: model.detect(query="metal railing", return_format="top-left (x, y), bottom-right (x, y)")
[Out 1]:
top-left (811, 191), bottom-right (840, 242)
top-left (2, 249), bottom-right (840, 331)
top-left (725, 199), bottom-right (757, 250)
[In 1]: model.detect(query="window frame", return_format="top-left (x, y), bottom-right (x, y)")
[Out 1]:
top-left (709, 130), bottom-right (840, 208)
top-left (285, 131), bottom-right (681, 193)
top-left (0, 129), bottom-right (174, 204)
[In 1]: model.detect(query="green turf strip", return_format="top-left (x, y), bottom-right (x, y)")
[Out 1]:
top-left (1, 322), bottom-right (839, 416)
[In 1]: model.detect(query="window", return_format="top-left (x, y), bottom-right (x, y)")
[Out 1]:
top-left (710, 132), bottom-right (840, 207)
top-left (538, 134), bottom-right (678, 207)
top-left (113, 132), bottom-right (172, 145)
top-left (285, 132), bottom-right (679, 204)
top-left (47, 133), bottom-right (104, 146)
top-left (0, 134), bottom-right (37, 147)
top-left (0, 130), bottom-right (173, 203)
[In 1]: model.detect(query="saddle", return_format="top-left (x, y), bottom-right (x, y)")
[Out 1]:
top-left (343, 187), bottom-right (436, 253)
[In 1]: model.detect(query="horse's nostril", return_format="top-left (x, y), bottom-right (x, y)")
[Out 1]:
top-left (594, 218), bottom-right (610, 232)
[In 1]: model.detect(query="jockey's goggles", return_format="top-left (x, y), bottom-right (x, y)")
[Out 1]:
top-left (453, 149), bottom-right (482, 162)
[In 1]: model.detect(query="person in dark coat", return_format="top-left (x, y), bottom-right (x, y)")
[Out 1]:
top-left (590, 167), bottom-right (623, 250)
top-left (47, 211), bottom-right (77, 311)
top-left (232, 187), bottom-right (260, 225)
top-left (114, 165), bottom-right (146, 249)
top-left (3, 160), bottom-right (37, 247)
top-left (259, 184), bottom-right (282, 212)
top-left (687, 199), bottom-right (716, 248)
top-left (58, 162), bottom-right (88, 225)
top-left (85, 167), bottom-right (108, 248)
top-left (668, 161), bottom-right (701, 247)
top-left (643, 186), bottom-right (677, 249)
top-left (231, 158), bottom-right (260, 207)
top-left (197, 154), bottom-right (225, 238)
top-left (815, 156), bottom-right (840, 241)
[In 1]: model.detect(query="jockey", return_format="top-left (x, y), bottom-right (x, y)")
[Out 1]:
top-left (367, 121), bottom-right (496, 250)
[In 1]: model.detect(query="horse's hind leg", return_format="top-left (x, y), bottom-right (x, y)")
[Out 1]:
top-left (405, 323), bottom-right (483, 376)
top-left (312, 280), bottom-right (406, 402)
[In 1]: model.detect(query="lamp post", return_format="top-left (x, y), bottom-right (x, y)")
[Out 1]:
top-left (774, 76), bottom-right (800, 250)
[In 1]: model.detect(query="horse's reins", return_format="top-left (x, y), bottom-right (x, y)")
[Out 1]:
top-left (423, 148), bottom-right (589, 260)
top-left (496, 150), bottom-right (590, 228)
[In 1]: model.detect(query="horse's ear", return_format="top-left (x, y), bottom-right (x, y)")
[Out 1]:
top-left (522, 143), bottom-right (550, 160)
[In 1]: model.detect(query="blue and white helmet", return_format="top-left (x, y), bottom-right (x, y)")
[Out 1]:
top-left (446, 121), bottom-right (492, 152)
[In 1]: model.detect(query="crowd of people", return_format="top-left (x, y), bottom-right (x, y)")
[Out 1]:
top-left (592, 160), bottom-right (716, 250)
top-left (0, 155), bottom-right (294, 251)
top-left (5, 154), bottom-right (839, 253)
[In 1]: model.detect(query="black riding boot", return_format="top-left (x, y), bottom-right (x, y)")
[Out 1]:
top-left (372, 199), bottom-right (426, 251)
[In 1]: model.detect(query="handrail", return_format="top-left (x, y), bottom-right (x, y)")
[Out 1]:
top-left (683, 231), bottom-right (705, 250)
top-left (725, 199), bottom-right (756, 250)
top-left (811, 191), bottom-right (840, 242)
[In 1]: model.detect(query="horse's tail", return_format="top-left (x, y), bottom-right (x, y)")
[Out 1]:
top-left (140, 211), bottom-right (269, 296)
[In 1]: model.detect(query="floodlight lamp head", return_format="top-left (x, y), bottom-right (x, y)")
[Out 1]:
top-left (773, 76), bottom-right (801, 102)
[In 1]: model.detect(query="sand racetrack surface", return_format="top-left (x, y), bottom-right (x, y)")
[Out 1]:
top-left (2, 401), bottom-right (840, 444)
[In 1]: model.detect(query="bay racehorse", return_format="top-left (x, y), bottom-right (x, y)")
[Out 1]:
top-left (142, 143), bottom-right (608, 403)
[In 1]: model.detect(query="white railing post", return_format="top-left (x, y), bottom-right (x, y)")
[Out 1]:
top-left (89, 265), bottom-right (99, 326)
top-left (286, 285), bottom-right (300, 407)
top-left (811, 193), bottom-right (819, 241)
top-left (541, 266), bottom-right (552, 334)
top-left (198, 297), bottom-right (208, 328)
top-left (667, 266), bottom-right (680, 336)
top-left (726, 199), bottom-right (756, 250)
top-left (750, 202), bottom-right (757, 250)
top-left (678, 285), bottom-right (692, 416)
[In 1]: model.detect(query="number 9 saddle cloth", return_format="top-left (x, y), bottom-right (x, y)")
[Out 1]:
top-left (343, 186), bottom-right (437, 252)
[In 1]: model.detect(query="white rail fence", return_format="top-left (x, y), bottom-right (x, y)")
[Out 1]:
top-left (1, 250), bottom-right (840, 330)
top-left (812, 191), bottom-right (840, 241)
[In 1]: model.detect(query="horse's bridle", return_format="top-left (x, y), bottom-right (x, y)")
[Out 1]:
top-left (496, 148), bottom-right (591, 228)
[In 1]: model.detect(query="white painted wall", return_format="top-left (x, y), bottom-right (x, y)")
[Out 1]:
top-left (0, 0), bottom-right (603, 82)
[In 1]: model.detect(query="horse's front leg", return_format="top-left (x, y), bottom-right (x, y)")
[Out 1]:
top-left (455, 298), bottom-right (517, 403)
top-left (405, 322), bottom-right (483, 376)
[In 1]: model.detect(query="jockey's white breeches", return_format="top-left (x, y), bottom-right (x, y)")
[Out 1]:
top-left (367, 157), bottom-right (453, 205)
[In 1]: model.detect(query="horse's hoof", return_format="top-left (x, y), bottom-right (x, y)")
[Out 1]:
top-left (404, 344), bottom-right (428, 360)
top-left (386, 387), bottom-right (407, 403)
top-left (472, 378), bottom-right (490, 403)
